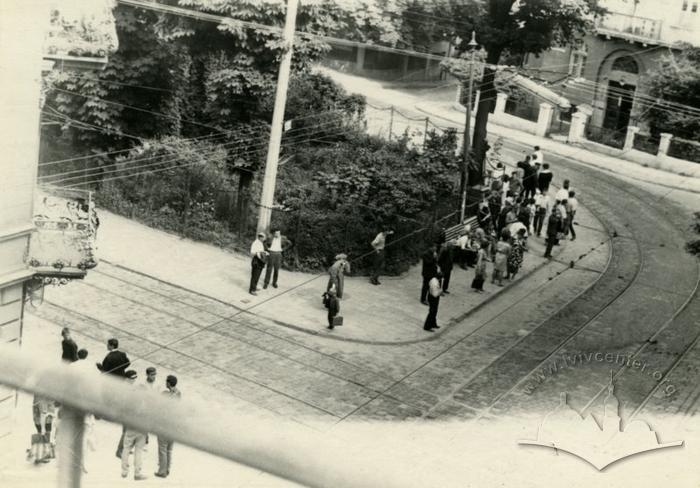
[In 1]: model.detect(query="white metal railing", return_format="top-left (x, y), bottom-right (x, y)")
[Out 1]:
top-left (0, 342), bottom-right (421, 488)
top-left (596, 11), bottom-right (662, 41)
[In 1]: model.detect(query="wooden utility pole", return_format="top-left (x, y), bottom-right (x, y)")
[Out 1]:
top-left (256, 0), bottom-right (299, 234)
top-left (459, 32), bottom-right (478, 224)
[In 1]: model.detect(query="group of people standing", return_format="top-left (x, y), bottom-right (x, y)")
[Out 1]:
top-left (248, 229), bottom-right (293, 296)
top-left (32, 329), bottom-right (181, 481)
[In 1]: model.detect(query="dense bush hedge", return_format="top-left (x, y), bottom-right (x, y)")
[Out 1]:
top-left (96, 137), bottom-right (244, 250)
top-left (270, 130), bottom-right (462, 275)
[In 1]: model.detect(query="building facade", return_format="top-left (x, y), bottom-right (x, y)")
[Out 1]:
top-left (522, 0), bottom-right (700, 146)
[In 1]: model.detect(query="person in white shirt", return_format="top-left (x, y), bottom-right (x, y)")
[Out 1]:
top-left (532, 146), bottom-right (544, 167)
top-left (555, 179), bottom-right (571, 202)
top-left (263, 229), bottom-right (292, 289)
top-left (249, 232), bottom-right (268, 295)
top-left (533, 190), bottom-right (551, 237)
top-left (423, 272), bottom-right (443, 332)
top-left (370, 229), bottom-right (393, 285)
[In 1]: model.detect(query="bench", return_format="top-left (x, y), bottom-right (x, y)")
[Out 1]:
top-left (443, 215), bottom-right (479, 243)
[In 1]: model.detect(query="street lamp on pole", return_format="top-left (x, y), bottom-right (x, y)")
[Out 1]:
top-left (459, 31), bottom-right (478, 224)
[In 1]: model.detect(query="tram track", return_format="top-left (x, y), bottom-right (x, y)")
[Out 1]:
top-left (459, 144), bottom-right (699, 421)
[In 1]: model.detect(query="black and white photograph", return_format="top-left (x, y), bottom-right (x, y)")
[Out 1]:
top-left (1, 0), bottom-right (699, 487)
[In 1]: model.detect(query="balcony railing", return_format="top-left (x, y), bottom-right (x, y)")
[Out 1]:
top-left (596, 11), bottom-right (662, 42)
top-left (0, 342), bottom-right (418, 488)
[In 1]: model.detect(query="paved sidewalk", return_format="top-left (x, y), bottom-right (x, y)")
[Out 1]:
top-left (94, 202), bottom-right (607, 345)
top-left (415, 101), bottom-right (700, 194)
top-left (318, 68), bottom-right (700, 194)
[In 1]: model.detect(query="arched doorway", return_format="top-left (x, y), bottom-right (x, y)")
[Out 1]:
top-left (602, 55), bottom-right (640, 132)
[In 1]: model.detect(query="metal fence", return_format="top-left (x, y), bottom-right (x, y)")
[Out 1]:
top-left (668, 137), bottom-right (700, 164)
top-left (584, 123), bottom-right (625, 150)
top-left (503, 97), bottom-right (539, 123)
top-left (632, 132), bottom-right (660, 155)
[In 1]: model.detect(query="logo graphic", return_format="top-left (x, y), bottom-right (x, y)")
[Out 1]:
top-left (518, 372), bottom-right (683, 470)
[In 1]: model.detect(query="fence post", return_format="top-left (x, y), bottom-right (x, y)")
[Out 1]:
top-left (495, 92), bottom-right (508, 116)
top-left (658, 133), bottom-right (673, 157)
top-left (623, 126), bottom-right (640, 152)
top-left (182, 171), bottom-right (191, 233)
top-left (536, 103), bottom-right (554, 138)
top-left (293, 203), bottom-right (303, 268)
top-left (569, 110), bottom-right (589, 144)
top-left (423, 117), bottom-right (429, 148)
top-left (389, 106), bottom-right (394, 141)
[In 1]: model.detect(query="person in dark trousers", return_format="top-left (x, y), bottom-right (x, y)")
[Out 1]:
top-left (369, 229), bottom-right (393, 285)
top-left (537, 163), bottom-right (553, 193)
top-left (423, 272), bottom-right (443, 332)
top-left (263, 229), bottom-right (292, 289)
top-left (533, 190), bottom-right (549, 237)
top-left (61, 328), bottom-right (78, 362)
top-left (544, 208), bottom-right (563, 259)
top-left (249, 232), bottom-right (268, 295)
top-left (96, 338), bottom-right (130, 377)
top-left (420, 244), bottom-right (439, 304)
top-left (438, 241), bottom-right (455, 295)
top-left (567, 190), bottom-right (578, 241)
top-left (155, 375), bottom-right (181, 479)
top-left (326, 288), bottom-right (340, 330)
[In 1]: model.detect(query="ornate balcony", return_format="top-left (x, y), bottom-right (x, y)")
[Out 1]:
top-left (596, 11), bottom-right (662, 44)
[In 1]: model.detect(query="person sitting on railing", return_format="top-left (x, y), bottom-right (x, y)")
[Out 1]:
top-left (155, 375), bottom-right (181, 479)
top-left (121, 370), bottom-right (148, 481)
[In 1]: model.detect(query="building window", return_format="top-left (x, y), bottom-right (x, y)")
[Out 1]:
top-left (569, 44), bottom-right (587, 78)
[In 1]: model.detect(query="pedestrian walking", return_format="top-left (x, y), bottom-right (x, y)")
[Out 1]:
top-left (533, 190), bottom-right (550, 237)
top-left (509, 171), bottom-right (523, 197)
top-left (471, 241), bottom-right (489, 292)
top-left (537, 163), bottom-right (553, 193)
top-left (96, 338), bottom-right (130, 377)
top-left (532, 146), bottom-right (544, 167)
top-left (327, 254), bottom-right (350, 299)
top-left (544, 209), bottom-right (563, 258)
top-left (326, 288), bottom-right (340, 330)
top-left (420, 244), bottom-right (439, 304)
top-left (557, 199), bottom-right (568, 237)
top-left (567, 190), bottom-right (578, 241)
top-left (423, 272), bottom-right (443, 332)
top-left (555, 179), bottom-right (571, 202)
top-left (121, 370), bottom-right (148, 481)
top-left (154, 375), bottom-right (181, 479)
top-left (488, 190), bottom-right (502, 231)
top-left (263, 229), bottom-right (292, 289)
top-left (492, 230), bottom-right (511, 287)
top-left (369, 229), bottom-right (393, 285)
top-left (61, 328), bottom-right (78, 363)
top-left (438, 240), bottom-right (455, 295)
top-left (248, 232), bottom-right (268, 295)
top-left (507, 229), bottom-right (526, 280)
top-left (477, 198), bottom-right (491, 231)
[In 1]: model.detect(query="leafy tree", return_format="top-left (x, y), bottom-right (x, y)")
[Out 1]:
top-left (273, 129), bottom-right (461, 272)
top-left (438, 0), bottom-right (605, 184)
top-left (644, 44), bottom-right (700, 142)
